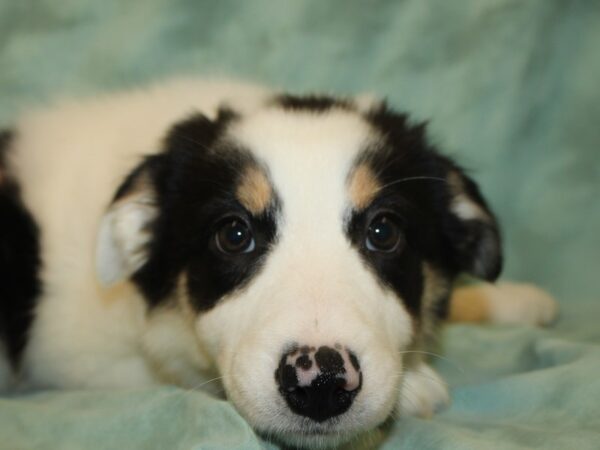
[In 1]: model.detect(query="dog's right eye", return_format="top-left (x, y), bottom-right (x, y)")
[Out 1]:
top-left (215, 218), bottom-right (255, 254)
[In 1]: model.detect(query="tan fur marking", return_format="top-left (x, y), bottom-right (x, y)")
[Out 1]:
top-left (421, 264), bottom-right (451, 318)
top-left (236, 167), bottom-right (272, 214)
top-left (418, 263), bottom-right (451, 352)
top-left (348, 164), bottom-right (381, 210)
top-left (448, 285), bottom-right (490, 322)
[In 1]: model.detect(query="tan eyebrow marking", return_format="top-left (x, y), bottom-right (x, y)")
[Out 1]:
top-left (236, 166), bottom-right (273, 214)
top-left (348, 164), bottom-right (381, 210)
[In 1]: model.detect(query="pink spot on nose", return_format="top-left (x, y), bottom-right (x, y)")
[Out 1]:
top-left (340, 350), bottom-right (361, 391)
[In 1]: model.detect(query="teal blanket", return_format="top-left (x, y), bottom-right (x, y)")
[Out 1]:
top-left (1, 0), bottom-right (598, 448)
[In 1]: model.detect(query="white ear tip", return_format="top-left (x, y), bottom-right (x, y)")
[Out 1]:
top-left (95, 212), bottom-right (128, 286)
top-left (97, 269), bottom-right (124, 287)
top-left (96, 259), bottom-right (127, 287)
top-left (95, 199), bottom-right (156, 287)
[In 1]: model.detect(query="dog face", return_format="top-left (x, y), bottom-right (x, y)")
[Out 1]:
top-left (96, 95), bottom-right (501, 446)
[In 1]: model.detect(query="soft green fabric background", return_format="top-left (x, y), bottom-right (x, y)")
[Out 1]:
top-left (0, 0), bottom-right (598, 448)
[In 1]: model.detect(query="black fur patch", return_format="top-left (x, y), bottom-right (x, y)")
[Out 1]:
top-left (125, 111), bottom-right (279, 311)
top-left (346, 105), bottom-right (502, 317)
top-left (274, 94), bottom-right (352, 113)
top-left (0, 130), bottom-right (42, 366)
top-left (347, 207), bottom-right (427, 317)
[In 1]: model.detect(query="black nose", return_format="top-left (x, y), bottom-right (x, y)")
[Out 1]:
top-left (275, 345), bottom-right (362, 422)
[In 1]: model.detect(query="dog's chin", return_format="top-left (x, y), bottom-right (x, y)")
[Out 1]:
top-left (222, 365), bottom-right (400, 448)
top-left (257, 414), bottom-right (392, 449)
top-left (258, 422), bottom-right (364, 449)
top-left (225, 382), bottom-right (396, 448)
top-left (245, 403), bottom-right (393, 449)
top-left (272, 433), bottom-right (354, 449)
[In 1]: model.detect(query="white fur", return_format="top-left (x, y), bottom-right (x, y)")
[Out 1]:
top-left (452, 195), bottom-right (488, 221)
top-left (196, 108), bottom-right (415, 437)
top-left (448, 171), bottom-right (490, 222)
top-left (0, 80), bottom-right (415, 443)
top-left (8, 79), bottom-right (269, 389)
top-left (0, 78), bottom-right (553, 447)
top-left (141, 305), bottom-right (216, 390)
top-left (96, 192), bottom-right (157, 286)
top-left (398, 362), bottom-right (450, 418)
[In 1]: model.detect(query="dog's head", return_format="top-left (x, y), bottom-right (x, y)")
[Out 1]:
top-left (96, 94), bottom-right (501, 447)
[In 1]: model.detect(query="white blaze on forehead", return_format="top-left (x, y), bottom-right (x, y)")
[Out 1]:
top-left (222, 107), bottom-right (414, 351)
top-left (203, 107), bottom-right (416, 436)
top-left (230, 108), bottom-right (375, 233)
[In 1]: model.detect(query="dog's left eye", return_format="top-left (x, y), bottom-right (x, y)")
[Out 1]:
top-left (215, 218), bottom-right (255, 254)
top-left (366, 214), bottom-right (404, 253)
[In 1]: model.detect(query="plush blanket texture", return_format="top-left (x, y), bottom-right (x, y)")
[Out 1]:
top-left (0, 0), bottom-right (598, 448)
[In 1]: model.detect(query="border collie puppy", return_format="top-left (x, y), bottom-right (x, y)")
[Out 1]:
top-left (0, 79), bottom-right (556, 448)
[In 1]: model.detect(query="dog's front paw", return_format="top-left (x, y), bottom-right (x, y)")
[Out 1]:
top-left (397, 363), bottom-right (450, 418)
top-left (450, 282), bottom-right (559, 326)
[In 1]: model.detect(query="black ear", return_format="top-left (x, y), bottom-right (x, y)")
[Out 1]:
top-left (95, 108), bottom-right (239, 288)
top-left (364, 103), bottom-right (502, 281)
top-left (439, 161), bottom-right (502, 281)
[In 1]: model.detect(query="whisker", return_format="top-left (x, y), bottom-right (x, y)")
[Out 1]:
top-left (177, 134), bottom-right (215, 153)
top-left (187, 375), bottom-right (225, 392)
top-left (390, 366), bottom-right (447, 390)
top-left (398, 350), bottom-right (465, 375)
top-left (399, 371), bottom-right (447, 389)
top-left (377, 176), bottom-right (448, 192)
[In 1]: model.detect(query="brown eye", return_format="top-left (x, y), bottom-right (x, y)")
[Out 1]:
top-left (215, 218), bottom-right (255, 254)
top-left (366, 215), bottom-right (403, 253)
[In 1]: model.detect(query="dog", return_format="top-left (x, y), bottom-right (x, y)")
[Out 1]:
top-left (0, 79), bottom-right (557, 448)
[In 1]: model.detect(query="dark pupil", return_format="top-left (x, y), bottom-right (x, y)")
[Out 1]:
top-left (219, 220), bottom-right (250, 252)
top-left (369, 217), bottom-right (398, 250)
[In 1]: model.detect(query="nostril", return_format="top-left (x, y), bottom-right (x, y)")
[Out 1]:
top-left (314, 346), bottom-right (345, 373)
top-left (348, 351), bottom-right (360, 372)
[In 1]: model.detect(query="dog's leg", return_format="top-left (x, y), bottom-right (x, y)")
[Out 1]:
top-left (448, 281), bottom-right (558, 326)
top-left (397, 281), bottom-right (557, 417)
top-left (397, 361), bottom-right (450, 418)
